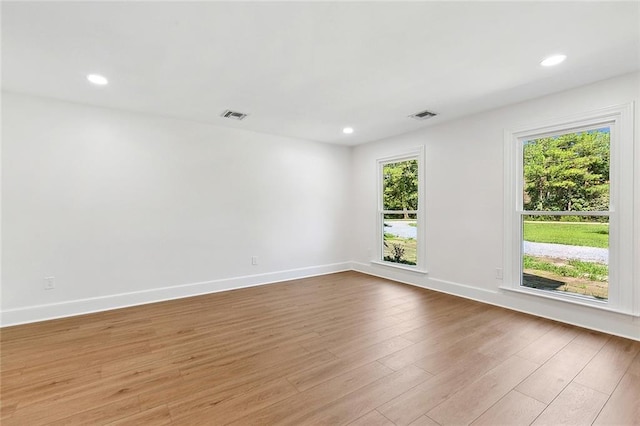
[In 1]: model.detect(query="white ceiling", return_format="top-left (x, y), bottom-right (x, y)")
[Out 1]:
top-left (2, 2), bottom-right (639, 145)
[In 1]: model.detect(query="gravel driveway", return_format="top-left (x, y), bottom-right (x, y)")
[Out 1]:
top-left (384, 221), bottom-right (417, 238)
top-left (523, 241), bottom-right (608, 263)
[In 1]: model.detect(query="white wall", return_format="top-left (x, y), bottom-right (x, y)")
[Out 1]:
top-left (1, 93), bottom-right (351, 325)
top-left (3, 73), bottom-right (639, 340)
top-left (351, 72), bottom-right (640, 340)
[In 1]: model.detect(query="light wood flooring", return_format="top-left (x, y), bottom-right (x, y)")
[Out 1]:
top-left (1, 271), bottom-right (639, 425)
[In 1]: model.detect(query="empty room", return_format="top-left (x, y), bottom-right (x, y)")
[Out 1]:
top-left (1, 1), bottom-right (639, 425)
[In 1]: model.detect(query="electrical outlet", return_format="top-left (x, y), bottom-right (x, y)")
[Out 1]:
top-left (495, 268), bottom-right (503, 280)
top-left (44, 276), bottom-right (56, 290)
top-left (251, 256), bottom-right (258, 266)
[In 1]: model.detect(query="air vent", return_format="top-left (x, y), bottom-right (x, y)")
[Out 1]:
top-left (221, 110), bottom-right (248, 120)
top-left (409, 109), bottom-right (437, 120)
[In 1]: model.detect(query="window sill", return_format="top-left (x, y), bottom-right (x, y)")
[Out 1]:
top-left (370, 260), bottom-right (428, 275)
top-left (499, 285), bottom-right (638, 317)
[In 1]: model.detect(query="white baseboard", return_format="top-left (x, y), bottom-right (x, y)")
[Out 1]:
top-left (3, 261), bottom-right (638, 341)
top-left (352, 261), bottom-right (639, 342)
top-left (351, 261), bottom-right (497, 300)
top-left (0, 262), bottom-right (351, 327)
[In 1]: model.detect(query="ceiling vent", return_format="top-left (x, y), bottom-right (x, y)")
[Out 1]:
top-left (409, 109), bottom-right (437, 120)
top-left (221, 110), bottom-right (248, 120)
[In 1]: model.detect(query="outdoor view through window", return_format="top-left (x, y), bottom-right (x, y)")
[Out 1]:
top-left (382, 159), bottom-right (418, 266)
top-left (521, 127), bottom-right (610, 300)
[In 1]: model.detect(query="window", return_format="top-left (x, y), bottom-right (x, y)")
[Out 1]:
top-left (377, 148), bottom-right (426, 272)
top-left (504, 104), bottom-right (636, 315)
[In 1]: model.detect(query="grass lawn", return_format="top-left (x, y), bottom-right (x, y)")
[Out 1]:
top-left (523, 221), bottom-right (609, 248)
top-left (383, 235), bottom-right (417, 265)
top-left (523, 255), bottom-right (608, 282)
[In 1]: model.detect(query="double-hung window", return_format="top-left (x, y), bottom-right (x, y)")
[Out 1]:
top-left (377, 148), bottom-right (426, 272)
top-left (504, 104), bottom-right (636, 315)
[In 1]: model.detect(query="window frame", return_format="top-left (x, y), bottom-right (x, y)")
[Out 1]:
top-left (374, 147), bottom-right (427, 273)
top-left (503, 103), bottom-right (636, 316)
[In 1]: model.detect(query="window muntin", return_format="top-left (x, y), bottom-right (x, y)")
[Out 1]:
top-left (520, 128), bottom-right (611, 300)
top-left (381, 159), bottom-right (418, 266)
top-left (377, 150), bottom-right (424, 271)
top-left (504, 103), bottom-right (635, 316)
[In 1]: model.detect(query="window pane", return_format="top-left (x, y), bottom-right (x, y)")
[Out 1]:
top-left (521, 215), bottom-right (608, 300)
top-left (523, 128), bottom-right (610, 212)
top-left (383, 213), bottom-right (417, 265)
top-left (383, 159), bottom-right (418, 211)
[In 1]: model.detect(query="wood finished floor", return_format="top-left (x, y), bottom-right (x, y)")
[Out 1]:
top-left (1, 271), bottom-right (639, 425)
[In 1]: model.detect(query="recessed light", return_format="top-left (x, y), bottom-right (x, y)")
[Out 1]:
top-left (342, 127), bottom-right (354, 134)
top-left (87, 74), bottom-right (108, 85)
top-left (540, 54), bottom-right (567, 67)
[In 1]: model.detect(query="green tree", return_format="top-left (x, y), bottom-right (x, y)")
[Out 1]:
top-left (383, 160), bottom-right (418, 218)
top-left (523, 130), bottom-right (609, 212)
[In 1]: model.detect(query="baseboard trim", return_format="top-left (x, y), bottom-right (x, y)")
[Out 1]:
top-left (1, 262), bottom-right (351, 327)
top-left (3, 261), bottom-right (638, 341)
top-left (351, 261), bottom-right (497, 299)
top-left (352, 261), bottom-right (639, 342)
